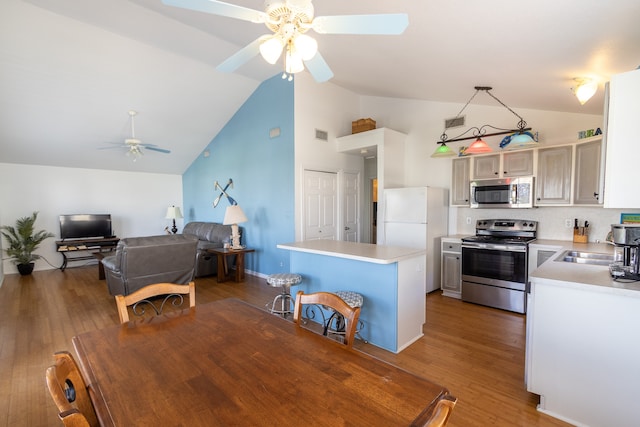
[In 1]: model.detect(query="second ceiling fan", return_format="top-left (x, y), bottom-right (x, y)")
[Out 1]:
top-left (161, 0), bottom-right (409, 82)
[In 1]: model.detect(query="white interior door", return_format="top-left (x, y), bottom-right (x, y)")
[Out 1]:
top-left (343, 172), bottom-right (359, 242)
top-left (303, 170), bottom-right (337, 241)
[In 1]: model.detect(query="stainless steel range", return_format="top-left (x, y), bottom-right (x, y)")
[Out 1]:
top-left (461, 219), bottom-right (537, 314)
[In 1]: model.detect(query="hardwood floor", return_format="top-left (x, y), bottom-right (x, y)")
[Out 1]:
top-left (0, 265), bottom-right (570, 426)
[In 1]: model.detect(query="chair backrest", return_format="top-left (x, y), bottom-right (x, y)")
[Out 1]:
top-left (115, 281), bottom-right (196, 323)
top-left (293, 291), bottom-right (361, 348)
top-left (102, 234), bottom-right (198, 296)
top-left (410, 394), bottom-right (457, 427)
top-left (45, 351), bottom-right (98, 427)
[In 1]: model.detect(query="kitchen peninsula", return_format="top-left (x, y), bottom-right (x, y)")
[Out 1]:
top-left (526, 243), bottom-right (640, 427)
top-left (277, 240), bottom-right (426, 353)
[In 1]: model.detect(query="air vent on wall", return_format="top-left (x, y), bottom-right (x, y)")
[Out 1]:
top-left (445, 116), bottom-right (465, 129)
top-left (315, 129), bottom-right (328, 141)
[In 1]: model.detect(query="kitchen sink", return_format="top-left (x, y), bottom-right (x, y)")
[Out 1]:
top-left (556, 250), bottom-right (614, 266)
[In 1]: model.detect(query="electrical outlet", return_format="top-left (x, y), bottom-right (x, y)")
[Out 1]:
top-left (466, 217), bottom-right (472, 225)
top-left (564, 219), bottom-right (573, 228)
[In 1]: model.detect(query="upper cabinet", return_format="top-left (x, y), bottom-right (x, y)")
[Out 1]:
top-left (473, 154), bottom-right (500, 179)
top-left (451, 139), bottom-right (604, 207)
top-left (503, 151), bottom-right (534, 177)
top-left (472, 150), bottom-right (533, 179)
top-left (536, 145), bottom-right (572, 205)
top-left (574, 138), bottom-right (603, 205)
top-left (603, 69), bottom-right (640, 208)
top-left (451, 158), bottom-right (470, 206)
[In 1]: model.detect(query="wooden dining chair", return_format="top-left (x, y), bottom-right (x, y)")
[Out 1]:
top-left (45, 351), bottom-right (98, 427)
top-left (410, 394), bottom-right (457, 427)
top-left (293, 291), bottom-right (361, 348)
top-left (115, 281), bottom-right (195, 324)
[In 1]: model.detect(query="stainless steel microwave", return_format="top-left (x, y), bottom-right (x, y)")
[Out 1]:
top-left (470, 177), bottom-right (534, 208)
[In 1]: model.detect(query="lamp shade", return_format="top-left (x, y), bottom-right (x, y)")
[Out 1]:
top-left (165, 206), bottom-right (183, 219)
top-left (574, 79), bottom-right (597, 105)
top-left (259, 36), bottom-right (284, 64)
top-left (464, 137), bottom-right (492, 154)
top-left (294, 34), bottom-right (318, 60)
top-left (223, 205), bottom-right (248, 225)
top-left (504, 133), bottom-right (537, 150)
top-left (431, 143), bottom-right (456, 158)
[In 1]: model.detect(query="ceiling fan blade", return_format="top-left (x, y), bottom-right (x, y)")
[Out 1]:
top-left (217, 37), bottom-right (262, 73)
top-left (312, 13), bottom-right (409, 35)
top-left (161, 0), bottom-right (266, 23)
top-left (145, 146), bottom-right (171, 154)
top-left (304, 52), bottom-right (334, 83)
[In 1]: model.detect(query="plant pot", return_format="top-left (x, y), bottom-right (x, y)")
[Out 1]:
top-left (17, 263), bottom-right (35, 275)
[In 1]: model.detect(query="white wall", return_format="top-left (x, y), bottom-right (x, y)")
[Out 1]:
top-left (0, 163), bottom-right (182, 275)
top-left (294, 73), bottom-right (363, 241)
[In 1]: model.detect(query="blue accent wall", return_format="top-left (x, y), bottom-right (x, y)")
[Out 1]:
top-left (182, 75), bottom-right (295, 275)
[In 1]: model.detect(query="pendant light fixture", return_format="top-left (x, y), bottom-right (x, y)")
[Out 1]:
top-left (431, 86), bottom-right (536, 157)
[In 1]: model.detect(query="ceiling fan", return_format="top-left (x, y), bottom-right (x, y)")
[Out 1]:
top-left (100, 111), bottom-right (171, 161)
top-left (161, 0), bottom-right (409, 82)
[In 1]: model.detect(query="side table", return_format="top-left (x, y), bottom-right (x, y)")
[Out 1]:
top-left (206, 247), bottom-right (255, 283)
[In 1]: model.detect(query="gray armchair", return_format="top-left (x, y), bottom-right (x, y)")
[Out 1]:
top-left (102, 234), bottom-right (198, 296)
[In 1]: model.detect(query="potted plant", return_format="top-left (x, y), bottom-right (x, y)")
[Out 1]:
top-left (1, 212), bottom-right (54, 275)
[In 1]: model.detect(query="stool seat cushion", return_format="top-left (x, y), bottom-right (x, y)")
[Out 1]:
top-left (267, 273), bottom-right (302, 287)
top-left (335, 291), bottom-right (364, 308)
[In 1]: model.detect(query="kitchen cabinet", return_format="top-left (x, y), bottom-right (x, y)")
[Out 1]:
top-left (502, 150), bottom-right (534, 176)
top-left (472, 150), bottom-right (533, 179)
top-left (573, 138), bottom-right (603, 205)
top-left (527, 274), bottom-right (640, 426)
top-left (535, 145), bottom-right (572, 205)
top-left (603, 68), bottom-right (640, 208)
top-left (472, 154), bottom-right (499, 178)
top-left (450, 157), bottom-right (470, 206)
top-left (440, 238), bottom-right (461, 299)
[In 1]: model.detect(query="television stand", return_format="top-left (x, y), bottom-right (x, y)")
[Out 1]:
top-left (56, 237), bottom-right (119, 271)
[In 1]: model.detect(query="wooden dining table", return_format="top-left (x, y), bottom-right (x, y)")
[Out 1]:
top-left (72, 298), bottom-right (453, 426)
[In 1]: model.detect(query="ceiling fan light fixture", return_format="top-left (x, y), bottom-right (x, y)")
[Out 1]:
top-left (259, 36), bottom-right (284, 64)
top-left (572, 78), bottom-right (597, 105)
top-left (293, 34), bottom-right (318, 60)
top-left (285, 48), bottom-right (304, 74)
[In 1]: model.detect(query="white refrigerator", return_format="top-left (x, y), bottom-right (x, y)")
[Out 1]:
top-left (382, 187), bottom-right (449, 293)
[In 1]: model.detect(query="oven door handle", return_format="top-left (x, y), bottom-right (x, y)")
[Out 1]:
top-left (462, 243), bottom-right (527, 252)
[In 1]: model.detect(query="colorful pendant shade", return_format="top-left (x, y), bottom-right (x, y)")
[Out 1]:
top-left (465, 137), bottom-right (492, 154)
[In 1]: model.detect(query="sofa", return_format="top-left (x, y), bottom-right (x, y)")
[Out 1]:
top-left (182, 222), bottom-right (237, 277)
top-left (102, 234), bottom-right (198, 296)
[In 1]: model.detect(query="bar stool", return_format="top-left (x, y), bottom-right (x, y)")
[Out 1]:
top-left (266, 273), bottom-right (302, 317)
top-left (325, 291), bottom-right (366, 343)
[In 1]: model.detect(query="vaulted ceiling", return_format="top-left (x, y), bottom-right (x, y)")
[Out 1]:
top-left (1, 0), bottom-right (639, 174)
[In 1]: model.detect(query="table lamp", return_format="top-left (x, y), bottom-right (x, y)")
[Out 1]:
top-left (223, 205), bottom-right (248, 249)
top-left (165, 206), bottom-right (183, 234)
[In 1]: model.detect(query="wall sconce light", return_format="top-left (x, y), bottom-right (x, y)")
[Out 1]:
top-left (431, 86), bottom-right (536, 157)
top-left (572, 78), bottom-right (597, 105)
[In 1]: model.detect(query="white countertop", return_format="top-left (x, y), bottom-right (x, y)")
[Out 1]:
top-left (277, 240), bottom-right (425, 265)
top-left (530, 240), bottom-right (640, 296)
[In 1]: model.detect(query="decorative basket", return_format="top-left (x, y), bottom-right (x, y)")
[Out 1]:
top-left (351, 118), bottom-right (376, 134)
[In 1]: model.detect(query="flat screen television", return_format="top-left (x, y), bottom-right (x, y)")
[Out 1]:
top-left (59, 214), bottom-right (113, 240)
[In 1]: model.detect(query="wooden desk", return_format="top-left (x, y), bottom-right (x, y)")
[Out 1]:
top-left (72, 299), bottom-right (452, 426)
top-left (206, 247), bottom-right (255, 283)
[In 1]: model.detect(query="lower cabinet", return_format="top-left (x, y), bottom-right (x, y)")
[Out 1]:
top-left (441, 238), bottom-right (461, 299)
